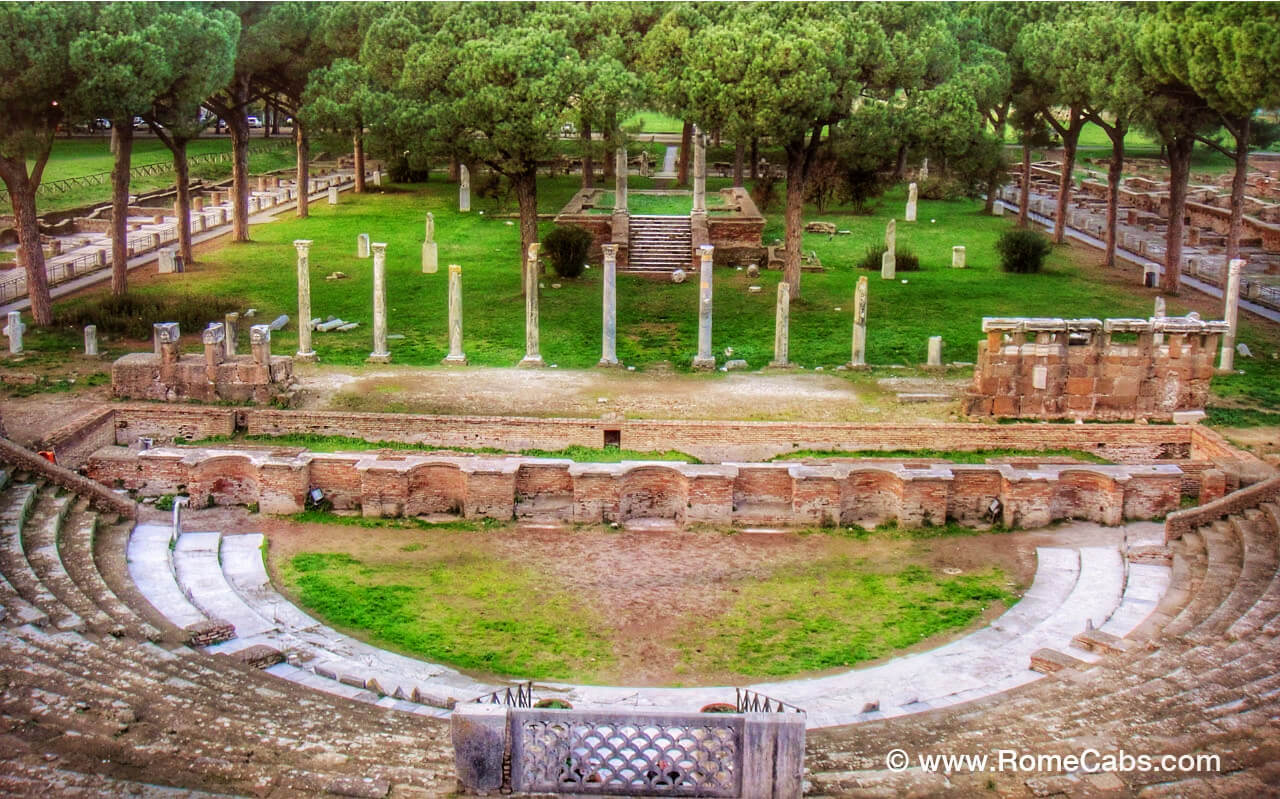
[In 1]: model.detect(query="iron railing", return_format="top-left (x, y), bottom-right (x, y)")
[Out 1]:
top-left (735, 688), bottom-right (804, 714)
top-left (471, 681), bottom-right (534, 708)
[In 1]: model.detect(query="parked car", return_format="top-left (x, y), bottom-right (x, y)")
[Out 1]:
top-left (247, 116), bottom-right (263, 128)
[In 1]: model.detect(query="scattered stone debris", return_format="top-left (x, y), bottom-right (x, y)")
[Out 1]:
top-left (804, 221), bottom-right (837, 234)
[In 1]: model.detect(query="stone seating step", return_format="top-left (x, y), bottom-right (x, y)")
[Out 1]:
top-left (1161, 526), bottom-right (1224, 637)
top-left (58, 502), bottom-right (161, 641)
top-left (0, 485), bottom-right (83, 631)
top-left (0, 757), bottom-right (240, 798)
top-left (1190, 515), bottom-right (1279, 643)
top-left (95, 518), bottom-right (186, 643)
top-left (172, 532), bottom-right (275, 639)
top-left (21, 495), bottom-right (120, 635)
top-left (127, 523), bottom-right (209, 631)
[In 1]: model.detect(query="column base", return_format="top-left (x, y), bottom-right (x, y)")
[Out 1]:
top-left (295, 351), bottom-right (317, 363)
top-left (597, 357), bottom-right (621, 368)
top-left (845, 361), bottom-right (870, 371)
top-left (366, 352), bottom-right (391, 364)
top-left (442, 354), bottom-right (468, 366)
top-left (691, 356), bottom-right (716, 370)
top-left (517, 356), bottom-right (545, 368)
top-left (767, 360), bottom-right (795, 369)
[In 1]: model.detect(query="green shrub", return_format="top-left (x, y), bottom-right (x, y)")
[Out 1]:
top-left (995, 229), bottom-right (1053, 273)
top-left (542, 225), bottom-right (593, 279)
top-left (856, 246), bottom-right (920, 272)
top-left (53, 292), bottom-right (241, 339)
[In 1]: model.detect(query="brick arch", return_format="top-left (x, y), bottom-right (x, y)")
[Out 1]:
top-left (189, 454), bottom-right (260, 507)
top-left (1053, 469), bottom-right (1123, 525)
top-left (405, 463), bottom-right (466, 517)
top-left (617, 466), bottom-right (688, 522)
top-left (839, 469), bottom-right (904, 526)
top-left (515, 463), bottom-right (574, 519)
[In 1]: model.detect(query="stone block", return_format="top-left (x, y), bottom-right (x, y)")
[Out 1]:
top-left (451, 705), bottom-right (507, 794)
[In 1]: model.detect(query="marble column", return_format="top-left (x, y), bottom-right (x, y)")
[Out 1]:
top-left (692, 126), bottom-right (706, 216)
top-left (443, 264), bottom-right (466, 365)
top-left (851, 275), bottom-right (868, 367)
top-left (881, 218), bottom-right (896, 279)
top-left (599, 243), bottom-right (619, 367)
top-left (83, 325), bottom-right (97, 357)
top-left (518, 243), bottom-right (544, 367)
top-left (357, 233), bottom-right (370, 259)
top-left (1219, 258), bottom-right (1245, 372)
top-left (294, 240), bottom-right (316, 361)
top-left (4, 311), bottom-right (22, 354)
top-left (422, 212), bottom-right (438, 274)
top-left (615, 147), bottom-right (628, 213)
top-left (769, 281), bottom-right (791, 367)
top-left (1153, 295), bottom-right (1166, 347)
top-left (367, 242), bottom-right (390, 363)
top-left (906, 182), bottom-right (918, 222)
top-left (692, 244), bottom-right (715, 369)
top-left (459, 164), bottom-right (471, 212)
top-left (224, 312), bottom-right (239, 357)
top-left (927, 336), bottom-right (942, 367)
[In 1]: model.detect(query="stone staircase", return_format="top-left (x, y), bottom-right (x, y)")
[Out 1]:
top-left (806, 480), bottom-right (1280, 797)
top-left (0, 465), bottom-right (455, 796)
top-left (626, 214), bottom-right (692, 274)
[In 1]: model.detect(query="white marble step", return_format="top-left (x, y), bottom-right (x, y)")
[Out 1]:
top-left (126, 523), bottom-right (206, 630)
top-left (173, 533), bottom-right (275, 639)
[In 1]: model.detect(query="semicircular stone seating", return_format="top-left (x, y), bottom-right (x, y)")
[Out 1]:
top-left (2, 441), bottom-right (1280, 797)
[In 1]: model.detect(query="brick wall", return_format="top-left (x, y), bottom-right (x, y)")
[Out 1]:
top-left (40, 408), bottom-right (117, 469)
top-left (965, 317), bottom-right (1226, 422)
top-left (111, 352), bottom-right (294, 405)
top-left (88, 446), bottom-right (1186, 530)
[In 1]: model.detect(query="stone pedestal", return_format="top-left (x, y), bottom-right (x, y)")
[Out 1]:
top-left (518, 244), bottom-right (544, 367)
top-left (158, 248), bottom-right (178, 274)
top-left (443, 264), bottom-right (466, 365)
top-left (599, 243), bottom-right (619, 367)
top-left (294, 240), bottom-right (316, 361)
top-left (881, 218), bottom-right (896, 279)
top-left (459, 164), bottom-right (471, 212)
top-left (952, 246), bottom-right (966, 268)
top-left (850, 275), bottom-right (868, 368)
top-left (769, 281), bottom-right (792, 368)
top-left (202, 323), bottom-right (226, 381)
top-left (154, 322), bottom-right (180, 366)
top-left (83, 325), bottom-right (98, 357)
top-left (927, 335), bottom-right (943, 367)
top-left (615, 147), bottom-right (628, 213)
top-left (881, 251), bottom-right (895, 280)
top-left (1219, 258), bottom-right (1245, 372)
top-left (1153, 296), bottom-right (1166, 346)
top-left (4, 311), bottom-right (23, 355)
top-left (993, 202), bottom-right (1004, 217)
top-left (327, 186), bottom-right (338, 205)
top-left (224, 312), bottom-right (239, 358)
top-left (249, 324), bottom-right (271, 365)
top-left (692, 245), bottom-right (716, 369)
top-left (357, 233), bottom-right (370, 259)
top-left (422, 212), bottom-right (438, 274)
top-left (906, 182), bottom-right (918, 222)
top-left (367, 242), bottom-right (391, 363)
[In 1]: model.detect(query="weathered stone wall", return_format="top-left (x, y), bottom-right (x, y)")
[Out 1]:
top-left (111, 352), bottom-right (295, 405)
top-left (965, 316), bottom-right (1227, 421)
top-left (40, 407), bottom-right (117, 469)
top-left (87, 445), bottom-right (1185, 529)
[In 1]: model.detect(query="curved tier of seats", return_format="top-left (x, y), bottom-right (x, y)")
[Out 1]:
top-left (0, 469), bottom-right (456, 797)
top-left (806, 476), bottom-right (1280, 797)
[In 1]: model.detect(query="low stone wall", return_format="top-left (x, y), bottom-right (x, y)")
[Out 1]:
top-left (452, 704), bottom-right (804, 797)
top-left (111, 323), bottom-right (294, 405)
top-left (1165, 474), bottom-right (1280, 543)
top-left (39, 407), bottom-right (117, 469)
top-left (0, 436), bottom-right (136, 519)
top-left (965, 316), bottom-right (1226, 421)
top-left (87, 445), bottom-right (1184, 529)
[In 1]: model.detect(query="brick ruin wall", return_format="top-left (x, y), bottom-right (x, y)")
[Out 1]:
top-left (87, 445), bottom-right (1185, 530)
top-left (965, 316), bottom-right (1227, 422)
top-left (110, 323), bottom-right (294, 405)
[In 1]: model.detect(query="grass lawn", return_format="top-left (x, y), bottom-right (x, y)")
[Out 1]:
top-left (273, 521), bottom-right (1018, 684)
top-left (622, 110), bottom-right (685, 134)
top-left (22, 172), bottom-right (1280, 412)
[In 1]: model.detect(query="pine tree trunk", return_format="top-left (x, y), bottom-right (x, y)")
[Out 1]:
top-left (1226, 117), bottom-right (1249, 263)
top-left (173, 139), bottom-right (193, 265)
top-left (750, 138), bottom-right (759, 180)
top-left (229, 85), bottom-right (251, 242)
top-left (1052, 128), bottom-right (1080, 245)
top-left (783, 145), bottom-right (806, 299)
top-left (110, 120), bottom-right (133, 296)
top-left (353, 129), bottom-right (366, 193)
top-left (676, 121), bottom-right (692, 187)
top-left (1103, 123), bottom-right (1125, 267)
top-left (514, 167), bottom-right (538, 274)
top-left (602, 110), bottom-right (616, 182)
top-left (0, 159), bottom-right (52, 325)
top-left (296, 120), bottom-right (310, 219)
top-left (580, 121), bottom-right (593, 190)
top-left (1162, 135), bottom-right (1194, 294)
top-left (1018, 142), bottom-right (1031, 227)
top-left (449, 155), bottom-right (460, 183)
top-left (733, 140), bottom-right (744, 188)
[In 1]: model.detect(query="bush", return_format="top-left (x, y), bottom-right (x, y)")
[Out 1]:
top-left (387, 155), bottom-right (431, 184)
top-left (53, 292), bottom-right (242, 340)
top-left (750, 173), bottom-right (780, 212)
top-left (995, 229), bottom-right (1053, 273)
top-left (542, 225), bottom-right (593, 279)
top-left (856, 246), bottom-right (920, 272)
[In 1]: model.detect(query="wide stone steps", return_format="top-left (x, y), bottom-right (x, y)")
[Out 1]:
top-left (0, 484), bottom-right (83, 631)
top-left (22, 494), bottom-right (121, 636)
top-left (172, 532), bottom-right (274, 639)
top-left (58, 501), bottom-right (161, 641)
top-left (627, 214), bottom-right (692, 272)
top-left (126, 522), bottom-right (209, 632)
top-left (1188, 513), bottom-right (1278, 643)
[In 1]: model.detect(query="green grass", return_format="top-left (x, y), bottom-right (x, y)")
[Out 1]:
top-left (678, 559), bottom-right (1015, 677)
top-left (622, 111), bottom-right (685, 134)
top-left (287, 509), bottom-right (503, 532)
top-left (774, 447), bottom-right (1112, 464)
top-left (281, 550), bottom-right (612, 679)
top-left (1205, 406), bottom-right (1280, 429)
top-left (184, 432), bottom-right (699, 462)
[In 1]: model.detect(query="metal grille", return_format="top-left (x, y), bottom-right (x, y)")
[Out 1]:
top-left (471, 680), bottom-right (533, 708)
top-left (511, 712), bottom-right (741, 797)
top-left (735, 687), bottom-right (805, 714)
